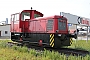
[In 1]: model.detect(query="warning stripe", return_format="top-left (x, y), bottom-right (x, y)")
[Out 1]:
top-left (50, 34), bottom-right (52, 37)
top-left (50, 34), bottom-right (54, 42)
top-left (50, 34), bottom-right (54, 47)
top-left (70, 38), bottom-right (73, 45)
top-left (51, 43), bottom-right (54, 47)
top-left (50, 38), bottom-right (54, 45)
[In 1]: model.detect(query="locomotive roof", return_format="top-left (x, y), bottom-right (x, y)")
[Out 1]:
top-left (21, 10), bottom-right (43, 16)
top-left (32, 15), bottom-right (67, 20)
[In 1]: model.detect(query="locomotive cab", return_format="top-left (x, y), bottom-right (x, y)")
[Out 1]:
top-left (20, 10), bottom-right (43, 32)
top-left (10, 9), bottom-right (44, 41)
top-left (11, 9), bottom-right (43, 32)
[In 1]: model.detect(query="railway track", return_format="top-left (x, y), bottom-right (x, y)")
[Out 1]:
top-left (7, 42), bottom-right (90, 57)
top-left (29, 46), bottom-right (89, 57)
top-left (47, 48), bottom-right (89, 56)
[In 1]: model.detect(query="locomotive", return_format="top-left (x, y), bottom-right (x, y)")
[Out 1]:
top-left (10, 7), bottom-right (77, 48)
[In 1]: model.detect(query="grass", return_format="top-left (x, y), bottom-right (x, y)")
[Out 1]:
top-left (0, 40), bottom-right (90, 60)
top-left (68, 40), bottom-right (90, 51)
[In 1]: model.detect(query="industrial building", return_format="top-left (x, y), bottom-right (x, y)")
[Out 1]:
top-left (0, 24), bottom-right (10, 37)
top-left (60, 12), bottom-right (90, 34)
top-left (0, 18), bottom-right (11, 39)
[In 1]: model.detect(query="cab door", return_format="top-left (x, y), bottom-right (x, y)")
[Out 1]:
top-left (24, 19), bottom-right (29, 32)
top-left (20, 12), bottom-right (30, 32)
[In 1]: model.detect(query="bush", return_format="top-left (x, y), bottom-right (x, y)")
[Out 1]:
top-left (0, 40), bottom-right (8, 48)
top-left (17, 46), bottom-right (29, 53)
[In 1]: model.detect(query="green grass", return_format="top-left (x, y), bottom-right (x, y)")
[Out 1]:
top-left (0, 40), bottom-right (90, 60)
top-left (68, 40), bottom-right (90, 51)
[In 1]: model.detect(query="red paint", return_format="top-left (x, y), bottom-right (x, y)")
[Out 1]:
top-left (20, 37), bottom-right (22, 41)
top-left (10, 13), bottom-right (21, 33)
top-left (10, 9), bottom-right (68, 34)
top-left (66, 17), bottom-right (68, 33)
top-left (11, 10), bottom-right (43, 33)
top-left (39, 40), bottom-right (42, 46)
top-left (81, 19), bottom-right (89, 25)
top-left (54, 16), bottom-right (58, 33)
top-left (54, 16), bottom-right (68, 34)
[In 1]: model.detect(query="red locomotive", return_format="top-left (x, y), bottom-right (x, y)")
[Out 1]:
top-left (10, 7), bottom-right (77, 48)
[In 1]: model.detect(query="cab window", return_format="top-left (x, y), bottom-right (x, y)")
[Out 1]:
top-left (34, 14), bottom-right (41, 18)
top-left (21, 12), bottom-right (30, 21)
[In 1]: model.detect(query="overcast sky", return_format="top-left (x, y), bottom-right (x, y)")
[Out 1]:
top-left (0, 0), bottom-right (90, 23)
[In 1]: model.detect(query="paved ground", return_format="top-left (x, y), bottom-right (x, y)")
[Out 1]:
top-left (73, 35), bottom-right (90, 40)
top-left (77, 36), bottom-right (90, 40)
top-left (0, 36), bottom-right (11, 40)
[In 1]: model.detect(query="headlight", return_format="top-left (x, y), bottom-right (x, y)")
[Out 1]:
top-left (56, 30), bottom-right (59, 32)
top-left (58, 34), bottom-right (61, 36)
top-left (14, 34), bottom-right (20, 35)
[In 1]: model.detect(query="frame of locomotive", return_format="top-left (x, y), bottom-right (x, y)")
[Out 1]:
top-left (10, 8), bottom-right (77, 48)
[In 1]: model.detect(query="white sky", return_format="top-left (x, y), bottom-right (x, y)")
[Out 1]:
top-left (0, 0), bottom-right (90, 23)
